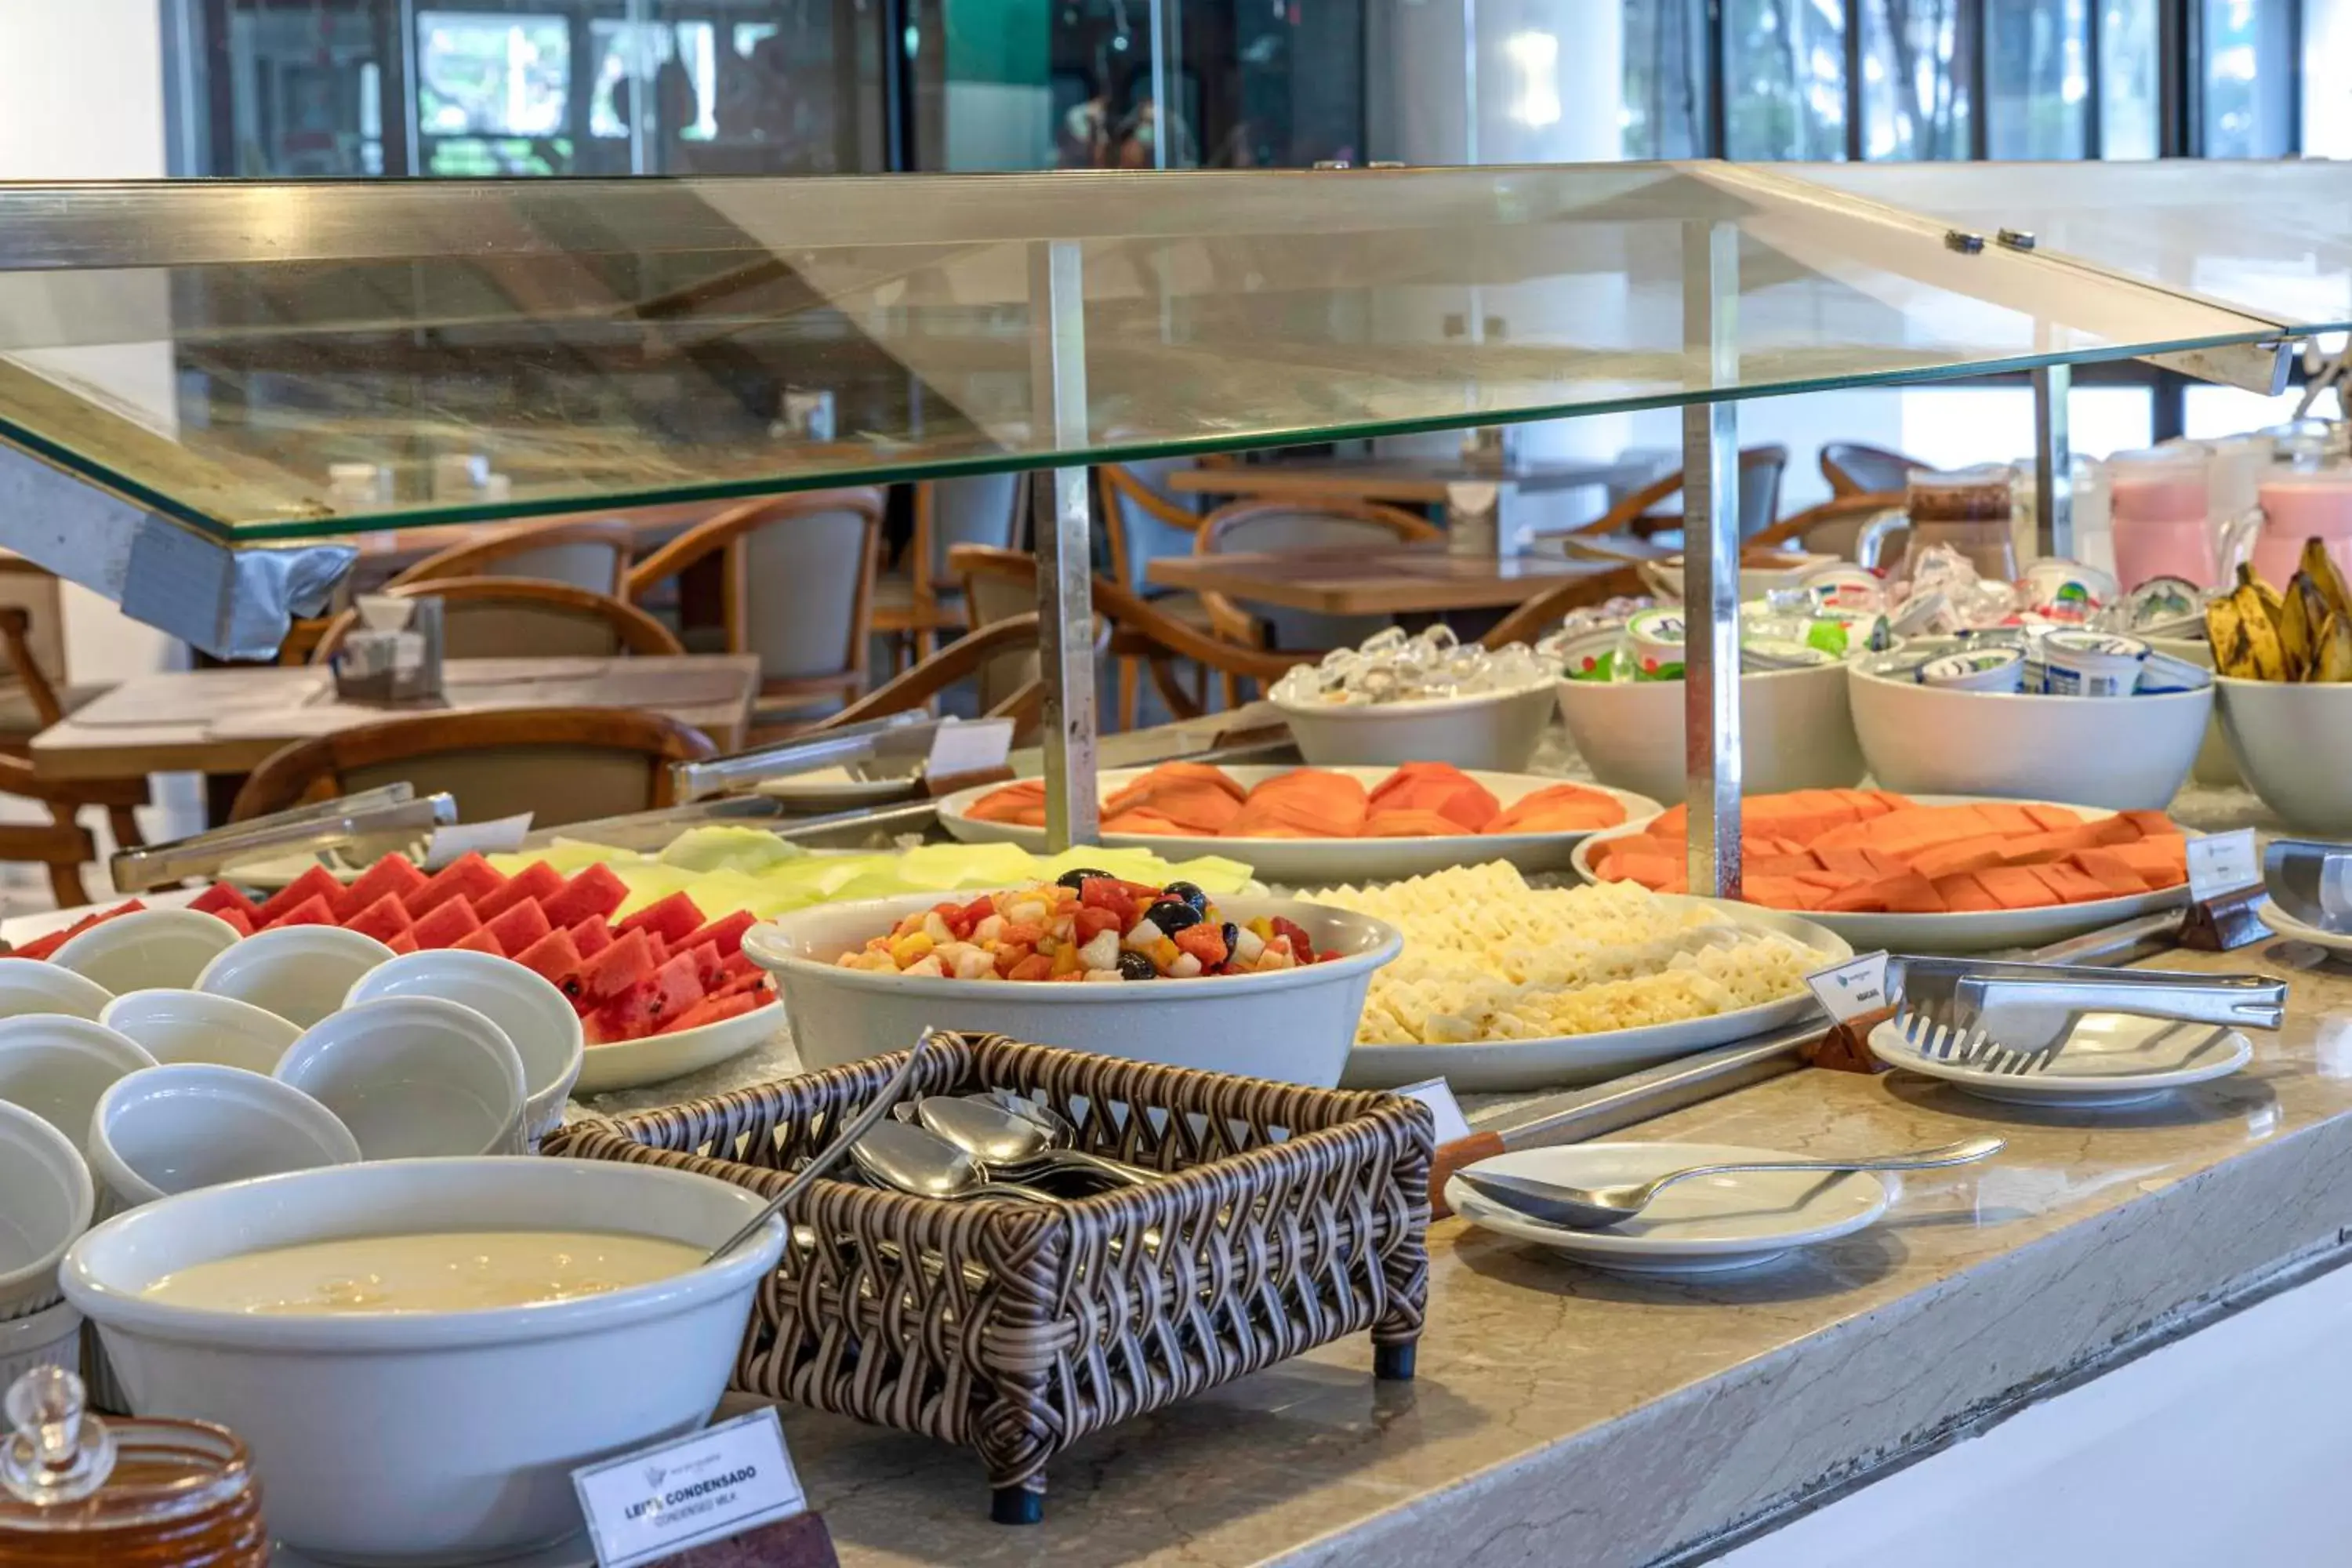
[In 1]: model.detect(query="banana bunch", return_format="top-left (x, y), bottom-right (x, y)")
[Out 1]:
top-left (2209, 538), bottom-right (2352, 681)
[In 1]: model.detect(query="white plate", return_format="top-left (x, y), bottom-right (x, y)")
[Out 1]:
top-left (1571, 794), bottom-right (2193, 956)
top-left (1446, 1142), bottom-right (1891, 1276)
top-left (2247, 898), bottom-right (2350, 956)
top-left (571, 992), bottom-right (784, 1094)
top-left (753, 764), bottom-right (924, 810)
top-left (937, 766), bottom-right (1663, 884)
top-left (1340, 898), bottom-right (1848, 1093)
top-left (1867, 1012), bottom-right (2252, 1107)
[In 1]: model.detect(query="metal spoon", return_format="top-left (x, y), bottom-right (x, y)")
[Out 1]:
top-left (1454, 1135), bottom-right (2005, 1232)
top-left (850, 1120), bottom-right (1069, 1205)
top-left (916, 1096), bottom-right (1160, 1187)
top-left (704, 1026), bottom-right (947, 1264)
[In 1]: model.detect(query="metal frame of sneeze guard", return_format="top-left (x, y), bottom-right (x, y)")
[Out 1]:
top-left (0, 444), bottom-right (352, 662)
top-left (110, 785), bottom-right (456, 893)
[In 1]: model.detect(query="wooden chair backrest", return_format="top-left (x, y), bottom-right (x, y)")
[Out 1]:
top-left (307, 579), bottom-right (686, 662)
top-left (391, 517), bottom-right (637, 596)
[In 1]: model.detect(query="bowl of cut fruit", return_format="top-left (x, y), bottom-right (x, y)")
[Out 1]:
top-left (744, 873), bottom-right (1402, 1087)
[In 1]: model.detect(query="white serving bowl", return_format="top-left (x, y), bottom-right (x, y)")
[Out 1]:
top-left (0, 1097), bottom-right (94, 1321)
top-left (0, 1016), bottom-right (157, 1148)
top-left (1553, 659), bottom-right (1866, 804)
top-left (52, 909), bottom-right (241, 995)
top-left (0, 957), bottom-right (113, 1022)
top-left (275, 996), bottom-right (528, 1160)
top-left (0, 1296), bottom-right (82, 1387)
top-left (2216, 677), bottom-right (2352, 833)
top-left (1272, 681), bottom-right (1557, 771)
top-left (100, 988), bottom-right (302, 1076)
top-left (2148, 633), bottom-right (2238, 787)
top-left (1849, 654), bottom-right (2211, 811)
top-left (346, 950), bottom-right (585, 1144)
top-left (745, 892), bottom-right (1402, 1087)
top-left (60, 1157), bottom-right (788, 1564)
top-left (88, 1064), bottom-right (360, 1213)
top-left (195, 926), bottom-right (394, 1028)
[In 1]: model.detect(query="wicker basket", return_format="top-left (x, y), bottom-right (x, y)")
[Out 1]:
top-left (543, 1031), bottom-right (1432, 1523)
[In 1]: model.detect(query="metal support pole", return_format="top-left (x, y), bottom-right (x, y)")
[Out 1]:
top-left (2032, 363), bottom-right (2073, 558)
top-left (1027, 240), bottom-right (1100, 851)
top-left (1682, 221), bottom-right (1741, 901)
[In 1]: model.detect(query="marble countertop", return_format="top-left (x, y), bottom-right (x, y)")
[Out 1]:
top-left (706, 934), bottom-right (2352, 1568)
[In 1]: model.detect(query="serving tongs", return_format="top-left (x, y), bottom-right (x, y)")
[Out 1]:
top-left (669, 713), bottom-right (1014, 806)
top-left (1889, 956), bottom-right (2285, 1076)
top-left (108, 784), bottom-right (458, 893)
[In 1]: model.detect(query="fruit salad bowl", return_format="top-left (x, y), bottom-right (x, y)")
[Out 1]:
top-left (746, 886), bottom-right (1402, 1088)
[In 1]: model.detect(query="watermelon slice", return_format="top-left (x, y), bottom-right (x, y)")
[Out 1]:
top-left (330, 855), bottom-right (427, 920)
top-left (256, 866), bottom-right (342, 925)
top-left (682, 940), bottom-right (728, 996)
top-left (677, 909), bottom-right (756, 961)
top-left (385, 931), bottom-right (419, 955)
top-left (615, 891), bottom-right (702, 949)
top-left (342, 892), bottom-right (414, 946)
top-left (543, 864), bottom-right (628, 930)
top-left (481, 898), bottom-right (552, 956)
top-left (452, 927), bottom-right (506, 957)
top-left (410, 898), bottom-right (484, 950)
top-left (568, 915), bottom-right (613, 960)
top-left (209, 904), bottom-right (256, 938)
top-left (512, 927), bottom-right (585, 996)
top-left (403, 852), bottom-right (505, 917)
top-left (266, 894), bottom-right (336, 929)
top-left (710, 968), bottom-right (771, 1000)
top-left (474, 862), bottom-right (564, 922)
top-left (587, 953), bottom-right (702, 1044)
top-left (642, 932), bottom-right (669, 968)
top-left (658, 991), bottom-right (764, 1034)
top-left (189, 882), bottom-right (258, 921)
top-left (575, 927), bottom-right (654, 1005)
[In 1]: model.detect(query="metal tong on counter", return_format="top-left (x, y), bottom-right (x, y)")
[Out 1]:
top-left (1889, 956), bottom-right (2286, 1076)
top-left (109, 785), bottom-right (457, 893)
top-left (668, 712), bottom-right (1014, 805)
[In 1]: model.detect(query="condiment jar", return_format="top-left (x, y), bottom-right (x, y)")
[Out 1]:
top-left (1903, 465), bottom-right (2020, 583)
top-left (0, 1366), bottom-right (267, 1566)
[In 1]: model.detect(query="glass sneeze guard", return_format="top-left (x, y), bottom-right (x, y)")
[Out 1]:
top-left (0, 162), bottom-right (2292, 543)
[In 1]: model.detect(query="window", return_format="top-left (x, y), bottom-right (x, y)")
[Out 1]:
top-left (1863, 0), bottom-right (1969, 159)
top-left (2306, 0), bottom-right (2352, 156)
top-left (1622, 0), bottom-right (1708, 158)
top-left (1987, 0), bottom-right (2087, 158)
top-left (2203, 0), bottom-right (2294, 157)
top-left (1725, 0), bottom-right (1847, 160)
top-left (2100, 0), bottom-right (2159, 156)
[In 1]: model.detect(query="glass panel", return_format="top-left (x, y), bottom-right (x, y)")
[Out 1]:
top-left (2306, 0), bottom-right (2352, 157)
top-left (207, 1), bottom-right (397, 176)
top-left (1725, 0), bottom-right (1847, 160)
top-left (1621, 0), bottom-right (1709, 158)
top-left (2203, 0), bottom-right (2294, 158)
top-left (1796, 159), bottom-right (2352, 330)
top-left (0, 165), bottom-right (2280, 539)
top-left (1987, 0), bottom-right (2088, 158)
top-left (2100, 0), bottom-right (2159, 158)
top-left (1861, 0), bottom-right (1968, 160)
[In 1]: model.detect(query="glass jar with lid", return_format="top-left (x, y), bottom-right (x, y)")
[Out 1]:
top-left (1902, 464), bottom-right (2020, 583)
top-left (0, 1367), bottom-right (267, 1566)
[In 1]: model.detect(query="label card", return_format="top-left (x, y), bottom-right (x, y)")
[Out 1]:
top-left (575, 1409), bottom-right (807, 1568)
top-left (421, 813), bottom-right (532, 870)
top-left (1806, 950), bottom-right (1891, 1023)
top-left (924, 717), bottom-right (1014, 781)
top-left (2187, 828), bottom-right (2260, 905)
top-left (1392, 1077), bottom-right (1473, 1145)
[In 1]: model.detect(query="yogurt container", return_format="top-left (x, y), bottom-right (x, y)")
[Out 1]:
top-left (1553, 625), bottom-right (1622, 682)
top-left (2018, 557), bottom-right (2119, 625)
top-left (1802, 564), bottom-right (1886, 615)
top-left (2041, 630), bottom-right (2149, 697)
top-left (1918, 647), bottom-right (2027, 693)
top-left (1742, 639), bottom-right (1838, 673)
top-left (2135, 648), bottom-right (2214, 694)
top-left (1624, 609), bottom-right (1686, 681)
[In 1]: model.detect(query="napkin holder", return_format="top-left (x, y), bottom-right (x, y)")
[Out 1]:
top-left (2179, 882), bottom-right (2269, 952)
top-left (330, 594), bottom-right (444, 704)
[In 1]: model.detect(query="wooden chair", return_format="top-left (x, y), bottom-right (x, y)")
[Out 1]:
top-left (872, 473), bottom-right (1027, 670)
top-left (1475, 566), bottom-right (1650, 650)
top-left (816, 613), bottom-right (1047, 746)
top-left (1820, 441), bottom-right (1931, 498)
top-left (390, 517), bottom-right (637, 595)
top-left (1195, 499), bottom-right (1443, 651)
top-left (625, 489), bottom-right (885, 735)
top-left (307, 579), bottom-right (686, 663)
top-left (0, 589), bottom-right (147, 860)
top-left (1096, 459), bottom-right (1207, 594)
top-left (1541, 445), bottom-right (1791, 543)
top-left (228, 708), bottom-right (717, 829)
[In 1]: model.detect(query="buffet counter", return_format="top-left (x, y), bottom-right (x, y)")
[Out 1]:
top-left (758, 936), bottom-right (2352, 1568)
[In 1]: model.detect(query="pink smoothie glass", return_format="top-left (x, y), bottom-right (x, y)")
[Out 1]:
top-left (2108, 451), bottom-right (2219, 590)
top-left (2223, 470), bottom-right (2352, 587)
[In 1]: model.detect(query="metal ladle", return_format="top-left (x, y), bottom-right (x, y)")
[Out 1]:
top-left (916, 1096), bottom-right (1160, 1187)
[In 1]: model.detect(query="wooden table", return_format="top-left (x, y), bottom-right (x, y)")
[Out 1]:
top-left (1167, 456), bottom-right (1658, 507)
top-left (29, 655), bottom-right (760, 782)
top-left (1146, 546), bottom-right (1632, 617)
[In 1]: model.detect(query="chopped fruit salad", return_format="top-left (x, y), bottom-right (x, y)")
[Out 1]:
top-left (833, 872), bottom-right (1334, 982)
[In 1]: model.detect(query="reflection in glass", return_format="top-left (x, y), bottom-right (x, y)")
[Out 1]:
top-left (2100, 0), bottom-right (2159, 157)
top-left (2203, 0), bottom-right (2293, 158)
top-left (1725, 0), bottom-right (1847, 160)
top-left (1621, 0), bottom-right (1708, 158)
top-left (2305, 0), bottom-right (2352, 157)
top-left (1987, 0), bottom-right (2087, 158)
top-left (1862, 0), bottom-right (1969, 160)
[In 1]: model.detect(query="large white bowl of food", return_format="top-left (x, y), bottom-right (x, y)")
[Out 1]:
top-left (743, 875), bottom-right (1401, 1088)
top-left (1268, 626), bottom-right (1559, 771)
top-left (1553, 659), bottom-right (1866, 804)
top-left (2216, 676), bottom-right (2352, 833)
top-left (60, 1157), bottom-right (786, 1566)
